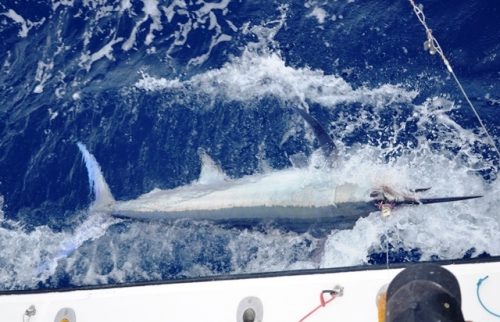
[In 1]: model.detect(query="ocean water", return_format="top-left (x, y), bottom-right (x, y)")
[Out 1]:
top-left (0, 0), bottom-right (498, 291)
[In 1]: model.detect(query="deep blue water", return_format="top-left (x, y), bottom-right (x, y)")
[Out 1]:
top-left (0, 0), bottom-right (498, 291)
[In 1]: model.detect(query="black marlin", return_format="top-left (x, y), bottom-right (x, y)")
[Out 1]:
top-left (77, 107), bottom-right (482, 228)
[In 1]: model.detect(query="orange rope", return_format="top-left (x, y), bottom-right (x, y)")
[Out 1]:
top-left (298, 290), bottom-right (338, 322)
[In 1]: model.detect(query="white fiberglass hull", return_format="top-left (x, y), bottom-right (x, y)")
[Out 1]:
top-left (1, 259), bottom-right (499, 322)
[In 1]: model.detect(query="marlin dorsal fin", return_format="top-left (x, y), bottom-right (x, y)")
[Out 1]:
top-left (197, 150), bottom-right (228, 185)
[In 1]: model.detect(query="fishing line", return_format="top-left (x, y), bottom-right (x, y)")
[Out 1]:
top-left (408, 0), bottom-right (500, 160)
top-left (384, 219), bottom-right (390, 270)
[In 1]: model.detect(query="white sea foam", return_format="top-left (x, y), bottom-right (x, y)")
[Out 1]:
top-left (33, 60), bottom-right (54, 93)
top-left (0, 212), bottom-right (119, 289)
top-left (51, 0), bottom-right (75, 11)
top-left (307, 7), bottom-right (328, 24)
top-left (79, 37), bottom-right (124, 71)
top-left (135, 50), bottom-right (417, 109)
top-left (119, 0), bottom-right (131, 12)
top-left (72, 0), bottom-right (235, 70)
top-left (1, 0), bottom-right (238, 77)
top-left (228, 229), bottom-right (320, 273)
top-left (134, 3), bottom-right (415, 107)
top-left (122, 0), bottom-right (162, 51)
top-left (47, 108), bottom-right (58, 120)
top-left (1, 9), bottom-right (42, 38)
top-left (320, 147), bottom-right (496, 268)
top-left (35, 213), bottom-right (120, 280)
top-left (190, 51), bottom-right (417, 108)
top-left (51, 220), bottom-right (321, 286)
top-left (135, 71), bottom-right (182, 91)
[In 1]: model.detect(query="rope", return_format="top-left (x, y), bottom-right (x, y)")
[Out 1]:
top-left (408, 0), bottom-right (500, 159)
top-left (298, 290), bottom-right (339, 322)
top-left (377, 201), bottom-right (393, 270)
top-left (476, 275), bottom-right (500, 318)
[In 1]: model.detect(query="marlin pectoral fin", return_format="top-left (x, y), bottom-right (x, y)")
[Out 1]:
top-left (395, 195), bottom-right (482, 206)
top-left (292, 107), bottom-right (337, 158)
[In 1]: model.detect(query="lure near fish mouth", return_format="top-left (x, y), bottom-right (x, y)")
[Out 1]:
top-left (76, 108), bottom-right (482, 228)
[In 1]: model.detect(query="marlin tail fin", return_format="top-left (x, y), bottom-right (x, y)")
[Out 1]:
top-left (77, 142), bottom-right (115, 210)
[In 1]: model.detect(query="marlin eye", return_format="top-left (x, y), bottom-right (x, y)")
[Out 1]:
top-left (370, 191), bottom-right (383, 198)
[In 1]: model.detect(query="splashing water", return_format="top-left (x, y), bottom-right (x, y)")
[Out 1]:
top-left (0, 0), bottom-right (498, 291)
